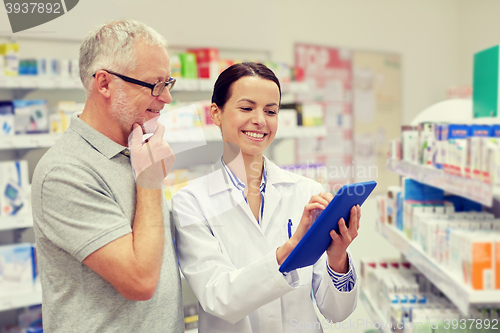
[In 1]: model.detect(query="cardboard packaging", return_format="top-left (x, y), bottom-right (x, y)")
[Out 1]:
top-left (468, 125), bottom-right (491, 179)
top-left (0, 160), bottom-right (30, 217)
top-left (0, 101), bottom-right (14, 136)
top-left (179, 53), bottom-right (198, 79)
top-left (0, 43), bottom-right (20, 76)
top-left (473, 45), bottom-right (500, 118)
top-left (187, 48), bottom-right (219, 79)
top-left (0, 243), bottom-right (34, 296)
top-left (13, 100), bottom-right (49, 134)
top-left (446, 124), bottom-right (470, 176)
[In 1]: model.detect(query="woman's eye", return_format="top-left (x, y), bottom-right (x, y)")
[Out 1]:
top-left (240, 107), bottom-right (252, 111)
top-left (266, 110), bottom-right (277, 115)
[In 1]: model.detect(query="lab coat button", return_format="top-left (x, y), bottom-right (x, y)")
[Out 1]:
top-left (269, 318), bottom-right (277, 327)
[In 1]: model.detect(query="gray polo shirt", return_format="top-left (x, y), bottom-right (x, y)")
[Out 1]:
top-left (31, 114), bottom-right (183, 333)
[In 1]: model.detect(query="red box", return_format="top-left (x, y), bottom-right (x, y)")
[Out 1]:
top-left (187, 48), bottom-right (220, 79)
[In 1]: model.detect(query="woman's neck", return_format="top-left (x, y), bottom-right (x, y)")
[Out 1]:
top-left (222, 144), bottom-right (263, 192)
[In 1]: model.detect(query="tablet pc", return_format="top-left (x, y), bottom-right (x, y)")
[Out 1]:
top-left (279, 180), bottom-right (377, 273)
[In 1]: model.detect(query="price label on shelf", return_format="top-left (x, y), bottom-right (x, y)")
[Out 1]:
top-left (0, 77), bottom-right (9, 88)
top-left (0, 300), bottom-right (14, 311)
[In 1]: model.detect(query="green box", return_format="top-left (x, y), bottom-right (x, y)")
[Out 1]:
top-left (179, 52), bottom-right (198, 79)
top-left (473, 45), bottom-right (500, 118)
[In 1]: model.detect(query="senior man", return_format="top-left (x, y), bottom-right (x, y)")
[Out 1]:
top-left (31, 20), bottom-right (183, 332)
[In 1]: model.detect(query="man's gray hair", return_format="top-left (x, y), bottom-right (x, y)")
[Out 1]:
top-left (79, 20), bottom-right (167, 95)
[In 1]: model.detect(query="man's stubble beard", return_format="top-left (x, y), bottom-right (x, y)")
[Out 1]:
top-left (110, 83), bottom-right (146, 135)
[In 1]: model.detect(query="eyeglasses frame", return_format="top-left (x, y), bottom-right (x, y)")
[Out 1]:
top-left (92, 69), bottom-right (176, 96)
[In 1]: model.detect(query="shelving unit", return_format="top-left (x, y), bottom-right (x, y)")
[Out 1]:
top-left (0, 76), bottom-right (83, 89)
top-left (0, 126), bottom-right (326, 150)
top-left (0, 76), bottom-right (310, 94)
top-left (359, 289), bottom-right (391, 333)
top-left (378, 222), bottom-right (500, 315)
top-left (0, 134), bottom-right (62, 150)
top-left (0, 291), bottom-right (41, 312)
top-left (0, 214), bottom-right (33, 231)
top-left (386, 159), bottom-right (495, 207)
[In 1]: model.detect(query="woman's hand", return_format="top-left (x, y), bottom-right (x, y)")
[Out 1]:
top-left (276, 192), bottom-right (333, 265)
top-left (326, 205), bottom-right (361, 273)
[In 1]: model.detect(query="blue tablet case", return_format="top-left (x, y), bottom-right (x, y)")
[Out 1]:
top-left (279, 181), bottom-right (377, 273)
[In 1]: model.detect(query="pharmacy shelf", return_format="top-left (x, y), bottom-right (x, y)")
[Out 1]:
top-left (0, 76), bottom-right (83, 89)
top-left (0, 76), bottom-right (310, 94)
top-left (0, 134), bottom-right (62, 150)
top-left (0, 126), bottom-right (326, 150)
top-left (0, 76), bottom-right (215, 92)
top-left (378, 222), bottom-right (500, 314)
top-left (0, 291), bottom-right (41, 312)
top-left (0, 213), bottom-right (33, 231)
top-left (166, 126), bottom-right (327, 142)
top-left (386, 159), bottom-right (494, 207)
top-left (359, 288), bottom-right (391, 333)
top-left (0, 76), bottom-right (211, 91)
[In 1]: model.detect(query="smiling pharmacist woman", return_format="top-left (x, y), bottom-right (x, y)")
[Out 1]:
top-left (172, 62), bottom-right (361, 333)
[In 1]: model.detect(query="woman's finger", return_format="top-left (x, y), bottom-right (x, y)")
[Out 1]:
top-left (338, 218), bottom-right (349, 238)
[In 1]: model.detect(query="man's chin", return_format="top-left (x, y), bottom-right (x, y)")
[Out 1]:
top-left (134, 115), bottom-right (160, 134)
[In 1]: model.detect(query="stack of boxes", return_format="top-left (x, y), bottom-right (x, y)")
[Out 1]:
top-left (0, 160), bottom-right (39, 300)
top-left (0, 160), bottom-right (30, 217)
top-left (376, 179), bottom-right (500, 292)
top-left (0, 42), bottom-right (78, 78)
top-left (389, 122), bottom-right (500, 185)
top-left (361, 257), bottom-right (499, 333)
top-left (0, 100), bottom-right (49, 136)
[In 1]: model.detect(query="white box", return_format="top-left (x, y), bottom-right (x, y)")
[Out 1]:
top-left (278, 109), bottom-right (298, 128)
top-left (0, 160), bottom-right (30, 217)
top-left (0, 243), bottom-right (34, 296)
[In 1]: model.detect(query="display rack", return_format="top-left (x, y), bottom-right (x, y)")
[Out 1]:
top-left (0, 126), bottom-right (327, 150)
top-left (0, 76), bottom-right (213, 91)
top-left (0, 213), bottom-right (33, 231)
top-left (386, 159), bottom-right (495, 207)
top-left (0, 76), bottom-right (309, 93)
top-left (0, 134), bottom-right (62, 150)
top-left (0, 76), bottom-right (83, 89)
top-left (359, 288), bottom-right (391, 333)
top-left (0, 291), bottom-right (41, 312)
top-left (378, 222), bottom-right (500, 315)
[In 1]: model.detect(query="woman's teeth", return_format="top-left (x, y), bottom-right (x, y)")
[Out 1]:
top-left (244, 131), bottom-right (264, 138)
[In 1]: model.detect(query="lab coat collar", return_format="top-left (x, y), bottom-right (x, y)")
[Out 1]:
top-left (207, 158), bottom-right (233, 197)
top-left (207, 156), bottom-right (297, 197)
top-left (262, 156), bottom-right (298, 186)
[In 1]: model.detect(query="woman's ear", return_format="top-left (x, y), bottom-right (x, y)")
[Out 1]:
top-left (210, 103), bottom-right (221, 126)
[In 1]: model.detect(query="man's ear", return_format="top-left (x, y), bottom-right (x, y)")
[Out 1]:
top-left (94, 71), bottom-right (112, 99)
top-left (210, 103), bottom-right (221, 126)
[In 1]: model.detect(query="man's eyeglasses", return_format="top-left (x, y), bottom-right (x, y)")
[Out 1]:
top-left (93, 69), bottom-right (176, 97)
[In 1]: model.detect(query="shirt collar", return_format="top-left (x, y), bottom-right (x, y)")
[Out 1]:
top-left (220, 156), bottom-right (267, 191)
top-left (68, 113), bottom-right (129, 159)
top-left (207, 156), bottom-right (296, 197)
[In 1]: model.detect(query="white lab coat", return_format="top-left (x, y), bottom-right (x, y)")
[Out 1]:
top-left (172, 156), bottom-right (358, 333)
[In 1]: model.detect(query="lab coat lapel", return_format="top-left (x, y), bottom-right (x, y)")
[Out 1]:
top-left (260, 157), bottom-right (297, 234)
top-left (260, 183), bottom-right (281, 234)
top-left (208, 158), bottom-right (263, 234)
